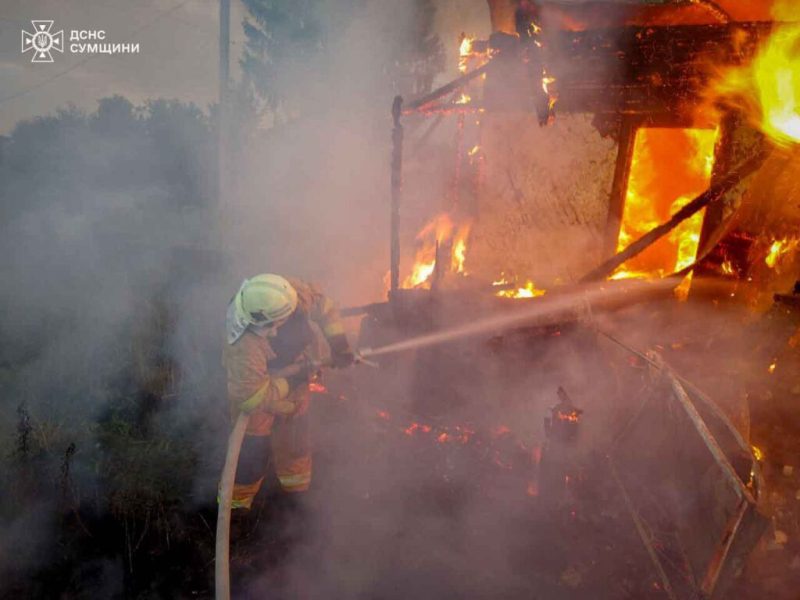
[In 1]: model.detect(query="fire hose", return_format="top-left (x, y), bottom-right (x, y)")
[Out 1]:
top-left (215, 352), bottom-right (376, 600)
top-left (215, 280), bottom-right (671, 598)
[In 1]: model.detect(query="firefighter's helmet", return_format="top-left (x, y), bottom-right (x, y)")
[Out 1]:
top-left (236, 274), bottom-right (298, 326)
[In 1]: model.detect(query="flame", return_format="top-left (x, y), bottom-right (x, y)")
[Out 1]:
top-left (403, 214), bottom-right (471, 288)
top-left (768, 359), bottom-right (777, 374)
top-left (495, 280), bottom-right (546, 299)
top-left (309, 382), bottom-right (327, 393)
top-left (709, 3), bottom-right (800, 146)
top-left (751, 445), bottom-right (764, 461)
top-left (765, 237), bottom-right (799, 268)
top-left (612, 128), bottom-right (719, 288)
top-left (721, 259), bottom-right (735, 275)
top-left (404, 261), bottom-right (436, 289)
top-left (403, 214), bottom-right (452, 288)
top-left (542, 73), bottom-right (556, 96)
top-left (455, 92), bottom-right (471, 105)
top-left (459, 35), bottom-right (475, 73)
top-left (452, 235), bottom-right (467, 274)
top-left (542, 70), bottom-right (557, 110)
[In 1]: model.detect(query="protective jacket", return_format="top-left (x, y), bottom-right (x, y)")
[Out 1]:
top-left (223, 277), bottom-right (347, 506)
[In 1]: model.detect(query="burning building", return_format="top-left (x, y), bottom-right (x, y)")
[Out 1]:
top-left (348, 1), bottom-right (800, 597)
top-left (387, 0), bottom-right (800, 302)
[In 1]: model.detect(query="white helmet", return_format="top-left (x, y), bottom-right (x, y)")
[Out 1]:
top-left (226, 274), bottom-right (298, 344)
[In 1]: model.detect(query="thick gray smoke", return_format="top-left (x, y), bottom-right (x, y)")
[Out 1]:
top-left (0, 0), bottom-right (493, 594)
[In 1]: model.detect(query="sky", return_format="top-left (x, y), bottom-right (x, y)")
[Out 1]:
top-left (0, 0), bottom-right (493, 134)
top-left (0, 0), bottom-right (249, 134)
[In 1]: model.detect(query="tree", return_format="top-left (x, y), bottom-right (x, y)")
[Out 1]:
top-left (239, 0), bottom-right (444, 121)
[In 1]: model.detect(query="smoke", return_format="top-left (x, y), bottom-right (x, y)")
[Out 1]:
top-left (0, 0), bottom-right (490, 593)
top-left (0, 96), bottom-right (226, 589)
top-left (0, 0), bottom-right (794, 597)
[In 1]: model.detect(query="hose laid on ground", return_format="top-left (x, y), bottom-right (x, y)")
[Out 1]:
top-left (215, 361), bottom-right (309, 600)
top-left (215, 412), bottom-right (250, 600)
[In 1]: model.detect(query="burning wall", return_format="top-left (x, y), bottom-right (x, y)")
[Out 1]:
top-left (467, 113), bottom-right (616, 286)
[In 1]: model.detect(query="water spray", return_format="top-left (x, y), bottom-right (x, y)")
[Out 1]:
top-left (358, 277), bottom-right (676, 359)
top-left (217, 277), bottom-right (674, 598)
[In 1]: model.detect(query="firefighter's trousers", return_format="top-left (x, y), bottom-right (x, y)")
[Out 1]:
top-left (232, 385), bottom-right (311, 509)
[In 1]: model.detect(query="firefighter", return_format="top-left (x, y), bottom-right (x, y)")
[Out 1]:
top-left (223, 274), bottom-right (354, 510)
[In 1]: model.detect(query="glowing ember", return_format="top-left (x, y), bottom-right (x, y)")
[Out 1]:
top-left (495, 280), bottom-right (547, 299)
top-left (468, 144), bottom-right (480, 156)
top-left (768, 360), bottom-right (777, 374)
top-left (765, 237), bottom-right (799, 269)
top-left (455, 92), bottom-right (471, 105)
top-left (309, 382), bottom-right (327, 393)
top-left (491, 425), bottom-right (511, 437)
top-left (404, 422), bottom-right (433, 436)
top-left (612, 128), bottom-right (719, 288)
top-left (556, 410), bottom-right (580, 423)
top-left (710, 4), bottom-right (800, 147)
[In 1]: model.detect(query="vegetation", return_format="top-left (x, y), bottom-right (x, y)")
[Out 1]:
top-left (0, 97), bottom-right (225, 596)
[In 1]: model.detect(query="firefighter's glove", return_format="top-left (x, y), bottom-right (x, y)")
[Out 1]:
top-left (328, 333), bottom-right (355, 369)
top-left (285, 360), bottom-right (314, 391)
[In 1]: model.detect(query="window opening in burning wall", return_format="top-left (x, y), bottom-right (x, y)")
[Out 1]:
top-left (611, 127), bottom-right (720, 295)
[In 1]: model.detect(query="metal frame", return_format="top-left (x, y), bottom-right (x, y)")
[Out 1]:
top-left (602, 335), bottom-right (767, 599)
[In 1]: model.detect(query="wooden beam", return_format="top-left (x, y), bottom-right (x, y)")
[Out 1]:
top-left (580, 145), bottom-right (770, 282)
top-left (603, 118), bottom-right (639, 257)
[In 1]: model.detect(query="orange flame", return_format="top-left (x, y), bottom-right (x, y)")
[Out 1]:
top-left (765, 237), bottom-right (799, 269)
top-left (452, 235), bottom-right (468, 274)
top-left (542, 70), bottom-right (557, 110)
top-left (403, 214), bottom-right (471, 288)
top-left (459, 35), bottom-right (475, 74)
top-left (751, 445), bottom-right (764, 461)
top-left (495, 280), bottom-right (547, 299)
top-left (721, 259), bottom-right (735, 275)
top-left (403, 214), bottom-right (452, 288)
top-left (612, 128), bottom-right (719, 290)
top-left (708, 2), bottom-right (800, 146)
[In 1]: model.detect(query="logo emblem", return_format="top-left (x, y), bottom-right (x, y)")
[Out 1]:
top-left (21, 20), bottom-right (64, 63)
